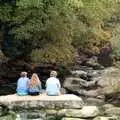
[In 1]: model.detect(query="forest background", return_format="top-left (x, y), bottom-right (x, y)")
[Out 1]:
top-left (0, 0), bottom-right (120, 66)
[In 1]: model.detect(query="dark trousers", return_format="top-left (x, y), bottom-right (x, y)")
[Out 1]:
top-left (28, 92), bottom-right (39, 96)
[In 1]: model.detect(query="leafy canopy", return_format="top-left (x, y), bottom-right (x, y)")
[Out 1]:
top-left (0, 0), bottom-right (120, 64)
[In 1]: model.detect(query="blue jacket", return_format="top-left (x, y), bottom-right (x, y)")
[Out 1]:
top-left (16, 77), bottom-right (29, 95)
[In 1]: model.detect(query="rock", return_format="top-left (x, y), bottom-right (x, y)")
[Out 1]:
top-left (62, 118), bottom-right (86, 120)
top-left (0, 106), bottom-right (3, 116)
top-left (61, 87), bottom-right (67, 94)
top-left (85, 97), bottom-right (105, 106)
top-left (63, 77), bottom-right (98, 95)
top-left (45, 109), bottom-right (57, 115)
top-left (70, 70), bottom-right (87, 78)
top-left (79, 89), bottom-right (100, 97)
top-left (63, 77), bottom-right (83, 93)
top-left (0, 104), bottom-right (9, 116)
top-left (0, 50), bottom-right (7, 61)
top-left (46, 115), bottom-right (59, 120)
top-left (16, 111), bottom-right (46, 120)
top-left (87, 70), bottom-right (102, 78)
top-left (93, 67), bottom-right (120, 95)
top-left (93, 116), bottom-right (119, 120)
top-left (101, 104), bottom-right (115, 110)
top-left (64, 66), bottom-right (120, 104)
top-left (0, 114), bottom-right (16, 120)
top-left (86, 56), bottom-right (102, 69)
top-left (104, 107), bottom-right (120, 116)
top-left (57, 109), bottom-right (67, 117)
top-left (79, 80), bottom-right (98, 88)
top-left (65, 106), bottom-right (99, 118)
top-left (0, 94), bottom-right (84, 110)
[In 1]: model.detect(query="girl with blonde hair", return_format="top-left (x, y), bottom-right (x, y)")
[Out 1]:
top-left (28, 73), bottom-right (42, 95)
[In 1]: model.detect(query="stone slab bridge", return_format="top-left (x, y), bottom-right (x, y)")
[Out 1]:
top-left (0, 94), bottom-right (83, 110)
top-left (0, 94), bottom-right (116, 120)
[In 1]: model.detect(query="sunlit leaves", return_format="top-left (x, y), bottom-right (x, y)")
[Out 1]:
top-left (16, 0), bottom-right (43, 8)
top-left (31, 44), bottom-right (75, 65)
top-left (1, 0), bottom-right (120, 64)
top-left (0, 4), bottom-right (12, 22)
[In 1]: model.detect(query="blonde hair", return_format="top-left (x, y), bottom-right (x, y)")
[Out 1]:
top-left (50, 71), bottom-right (57, 77)
top-left (29, 73), bottom-right (41, 88)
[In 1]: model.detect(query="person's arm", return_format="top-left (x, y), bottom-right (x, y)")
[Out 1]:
top-left (57, 79), bottom-right (61, 89)
top-left (57, 79), bottom-right (61, 95)
top-left (27, 78), bottom-right (30, 89)
top-left (16, 78), bottom-right (20, 91)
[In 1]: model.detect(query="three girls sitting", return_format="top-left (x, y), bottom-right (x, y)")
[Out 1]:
top-left (16, 71), bottom-right (61, 96)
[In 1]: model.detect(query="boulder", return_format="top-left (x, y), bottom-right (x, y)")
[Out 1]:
top-left (93, 116), bottom-right (119, 120)
top-left (62, 118), bottom-right (86, 120)
top-left (86, 56), bottom-right (103, 69)
top-left (101, 104), bottom-right (115, 110)
top-left (85, 97), bottom-right (105, 106)
top-left (93, 67), bottom-right (120, 95)
top-left (65, 106), bottom-right (99, 118)
top-left (64, 77), bottom-right (98, 93)
top-left (63, 77), bottom-right (83, 93)
top-left (70, 70), bottom-right (87, 78)
top-left (104, 107), bottom-right (120, 116)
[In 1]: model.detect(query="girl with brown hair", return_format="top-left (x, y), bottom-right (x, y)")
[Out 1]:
top-left (28, 73), bottom-right (42, 95)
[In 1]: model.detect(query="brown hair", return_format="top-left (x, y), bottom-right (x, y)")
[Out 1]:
top-left (29, 73), bottom-right (41, 88)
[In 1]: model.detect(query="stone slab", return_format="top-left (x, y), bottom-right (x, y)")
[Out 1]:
top-left (0, 94), bottom-right (84, 110)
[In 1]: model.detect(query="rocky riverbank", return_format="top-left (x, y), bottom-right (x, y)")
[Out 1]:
top-left (63, 65), bottom-right (120, 106)
top-left (0, 54), bottom-right (120, 107)
top-left (0, 61), bottom-right (120, 106)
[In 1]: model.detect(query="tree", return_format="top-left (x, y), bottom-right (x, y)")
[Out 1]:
top-left (1, 0), bottom-right (75, 64)
top-left (71, 0), bottom-right (120, 55)
top-left (0, 0), bottom-right (120, 65)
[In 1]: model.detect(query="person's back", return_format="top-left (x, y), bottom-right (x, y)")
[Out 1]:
top-left (28, 73), bottom-right (42, 95)
top-left (16, 72), bottom-right (29, 96)
top-left (28, 84), bottom-right (41, 92)
top-left (46, 77), bottom-right (60, 95)
top-left (46, 71), bottom-right (61, 96)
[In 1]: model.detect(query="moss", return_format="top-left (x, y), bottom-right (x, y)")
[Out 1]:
top-left (46, 115), bottom-right (62, 120)
top-left (0, 111), bottom-right (17, 120)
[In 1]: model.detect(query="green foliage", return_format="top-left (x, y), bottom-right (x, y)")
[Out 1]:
top-left (8, 0), bottom-right (76, 64)
top-left (110, 23), bottom-right (120, 59)
top-left (0, 4), bottom-right (12, 22)
top-left (17, 0), bottom-right (43, 8)
top-left (31, 44), bottom-right (75, 65)
top-left (71, 0), bottom-right (120, 54)
top-left (0, 0), bottom-right (120, 64)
